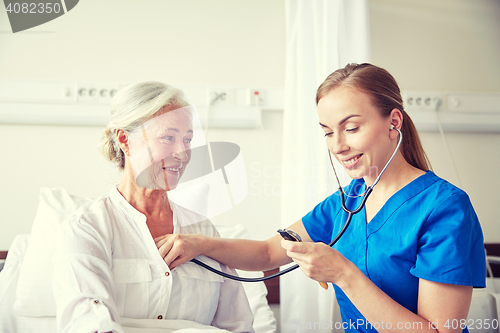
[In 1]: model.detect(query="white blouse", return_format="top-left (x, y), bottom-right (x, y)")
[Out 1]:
top-left (52, 187), bottom-right (254, 333)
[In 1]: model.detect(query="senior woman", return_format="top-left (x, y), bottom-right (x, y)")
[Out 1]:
top-left (52, 82), bottom-right (254, 333)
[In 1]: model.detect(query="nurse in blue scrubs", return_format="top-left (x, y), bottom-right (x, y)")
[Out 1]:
top-left (157, 63), bottom-right (486, 333)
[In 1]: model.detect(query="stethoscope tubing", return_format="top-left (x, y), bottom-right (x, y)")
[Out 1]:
top-left (190, 257), bottom-right (300, 282)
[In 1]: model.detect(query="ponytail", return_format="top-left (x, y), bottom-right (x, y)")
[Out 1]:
top-left (400, 110), bottom-right (431, 171)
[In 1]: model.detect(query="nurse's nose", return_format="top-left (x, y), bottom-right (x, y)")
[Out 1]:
top-left (331, 133), bottom-right (349, 155)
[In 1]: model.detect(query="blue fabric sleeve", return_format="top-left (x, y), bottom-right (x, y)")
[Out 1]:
top-left (409, 191), bottom-right (486, 288)
top-left (302, 192), bottom-right (341, 245)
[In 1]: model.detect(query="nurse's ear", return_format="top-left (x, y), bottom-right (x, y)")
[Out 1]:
top-left (389, 109), bottom-right (403, 140)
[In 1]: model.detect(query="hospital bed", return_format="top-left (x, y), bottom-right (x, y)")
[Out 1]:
top-left (468, 263), bottom-right (500, 333)
top-left (0, 188), bottom-right (276, 333)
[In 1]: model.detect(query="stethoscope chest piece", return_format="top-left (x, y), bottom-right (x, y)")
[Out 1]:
top-left (277, 229), bottom-right (302, 242)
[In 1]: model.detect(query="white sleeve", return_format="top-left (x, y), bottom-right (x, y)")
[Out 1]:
top-left (211, 264), bottom-right (255, 333)
top-left (53, 219), bottom-right (124, 333)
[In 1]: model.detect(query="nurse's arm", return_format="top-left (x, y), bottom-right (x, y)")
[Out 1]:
top-left (417, 279), bottom-right (473, 332)
top-left (157, 220), bottom-right (312, 271)
top-left (340, 268), bottom-right (472, 333)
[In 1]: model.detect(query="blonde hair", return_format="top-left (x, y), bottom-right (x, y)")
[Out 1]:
top-left (100, 81), bottom-right (188, 170)
top-left (317, 63), bottom-right (432, 171)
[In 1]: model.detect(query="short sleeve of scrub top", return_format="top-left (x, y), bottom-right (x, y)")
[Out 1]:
top-left (302, 171), bottom-right (486, 333)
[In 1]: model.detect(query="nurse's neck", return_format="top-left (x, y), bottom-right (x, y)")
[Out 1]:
top-left (364, 153), bottom-right (423, 195)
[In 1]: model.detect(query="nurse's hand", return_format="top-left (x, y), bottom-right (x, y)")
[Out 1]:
top-left (155, 234), bottom-right (205, 269)
top-left (281, 239), bottom-right (354, 286)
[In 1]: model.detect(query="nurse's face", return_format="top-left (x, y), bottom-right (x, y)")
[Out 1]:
top-left (317, 86), bottom-right (394, 181)
top-left (128, 106), bottom-right (193, 191)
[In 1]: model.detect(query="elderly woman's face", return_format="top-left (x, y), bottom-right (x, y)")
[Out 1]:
top-left (128, 106), bottom-right (193, 191)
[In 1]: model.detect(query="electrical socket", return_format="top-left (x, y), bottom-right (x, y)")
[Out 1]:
top-left (207, 86), bottom-right (235, 107)
top-left (76, 82), bottom-right (120, 104)
top-left (402, 91), bottom-right (444, 111)
top-left (247, 89), bottom-right (265, 106)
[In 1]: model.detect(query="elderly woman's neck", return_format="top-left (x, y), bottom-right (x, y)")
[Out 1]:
top-left (117, 178), bottom-right (171, 216)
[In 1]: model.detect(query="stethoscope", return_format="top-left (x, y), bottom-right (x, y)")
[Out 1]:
top-left (193, 126), bottom-right (403, 282)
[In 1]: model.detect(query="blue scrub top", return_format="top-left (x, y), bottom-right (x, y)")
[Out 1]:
top-left (302, 171), bottom-right (486, 333)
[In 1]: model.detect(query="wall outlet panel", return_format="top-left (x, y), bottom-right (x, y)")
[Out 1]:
top-left (1, 82), bottom-right (499, 131)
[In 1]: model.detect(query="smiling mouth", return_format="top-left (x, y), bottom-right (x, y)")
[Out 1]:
top-left (342, 154), bottom-right (362, 167)
top-left (163, 167), bottom-right (180, 172)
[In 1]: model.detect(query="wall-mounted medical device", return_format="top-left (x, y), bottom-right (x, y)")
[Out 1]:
top-left (0, 80), bottom-right (284, 129)
top-left (0, 81), bottom-right (498, 132)
top-left (402, 91), bottom-right (500, 133)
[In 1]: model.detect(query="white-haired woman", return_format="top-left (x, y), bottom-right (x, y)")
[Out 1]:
top-left (52, 82), bottom-right (254, 333)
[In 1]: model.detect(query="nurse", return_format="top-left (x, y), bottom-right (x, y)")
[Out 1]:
top-left (156, 63), bottom-right (486, 332)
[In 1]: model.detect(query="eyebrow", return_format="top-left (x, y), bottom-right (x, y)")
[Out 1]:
top-left (338, 114), bottom-right (361, 125)
top-left (319, 114), bottom-right (361, 128)
top-left (163, 128), bottom-right (194, 134)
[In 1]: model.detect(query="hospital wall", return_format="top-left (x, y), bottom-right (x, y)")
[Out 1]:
top-left (0, 0), bottom-right (499, 250)
top-left (370, 0), bottom-right (500, 243)
top-left (0, 0), bottom-right (286, 249)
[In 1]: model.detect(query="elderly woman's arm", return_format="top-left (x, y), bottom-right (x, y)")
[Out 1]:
top-left (53, 218), bottom-right (124, 333)
top-left (211, 263), bottom-right (255, 332)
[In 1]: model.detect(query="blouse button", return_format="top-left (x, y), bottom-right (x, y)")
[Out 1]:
top-left (157, 315), bottom-right (163, 319)
top-left (164, 271), bottom-right (170, 277)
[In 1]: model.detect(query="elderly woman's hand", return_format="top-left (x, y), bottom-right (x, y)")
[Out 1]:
top-left (155, 234), bottom-right (206, 269)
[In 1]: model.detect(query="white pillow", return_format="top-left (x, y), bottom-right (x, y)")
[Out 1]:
top-left (14, 188), bottom-right (93, 317)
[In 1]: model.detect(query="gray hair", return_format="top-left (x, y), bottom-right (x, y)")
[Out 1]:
top-left (100, 81), bottom-right (188, 170)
